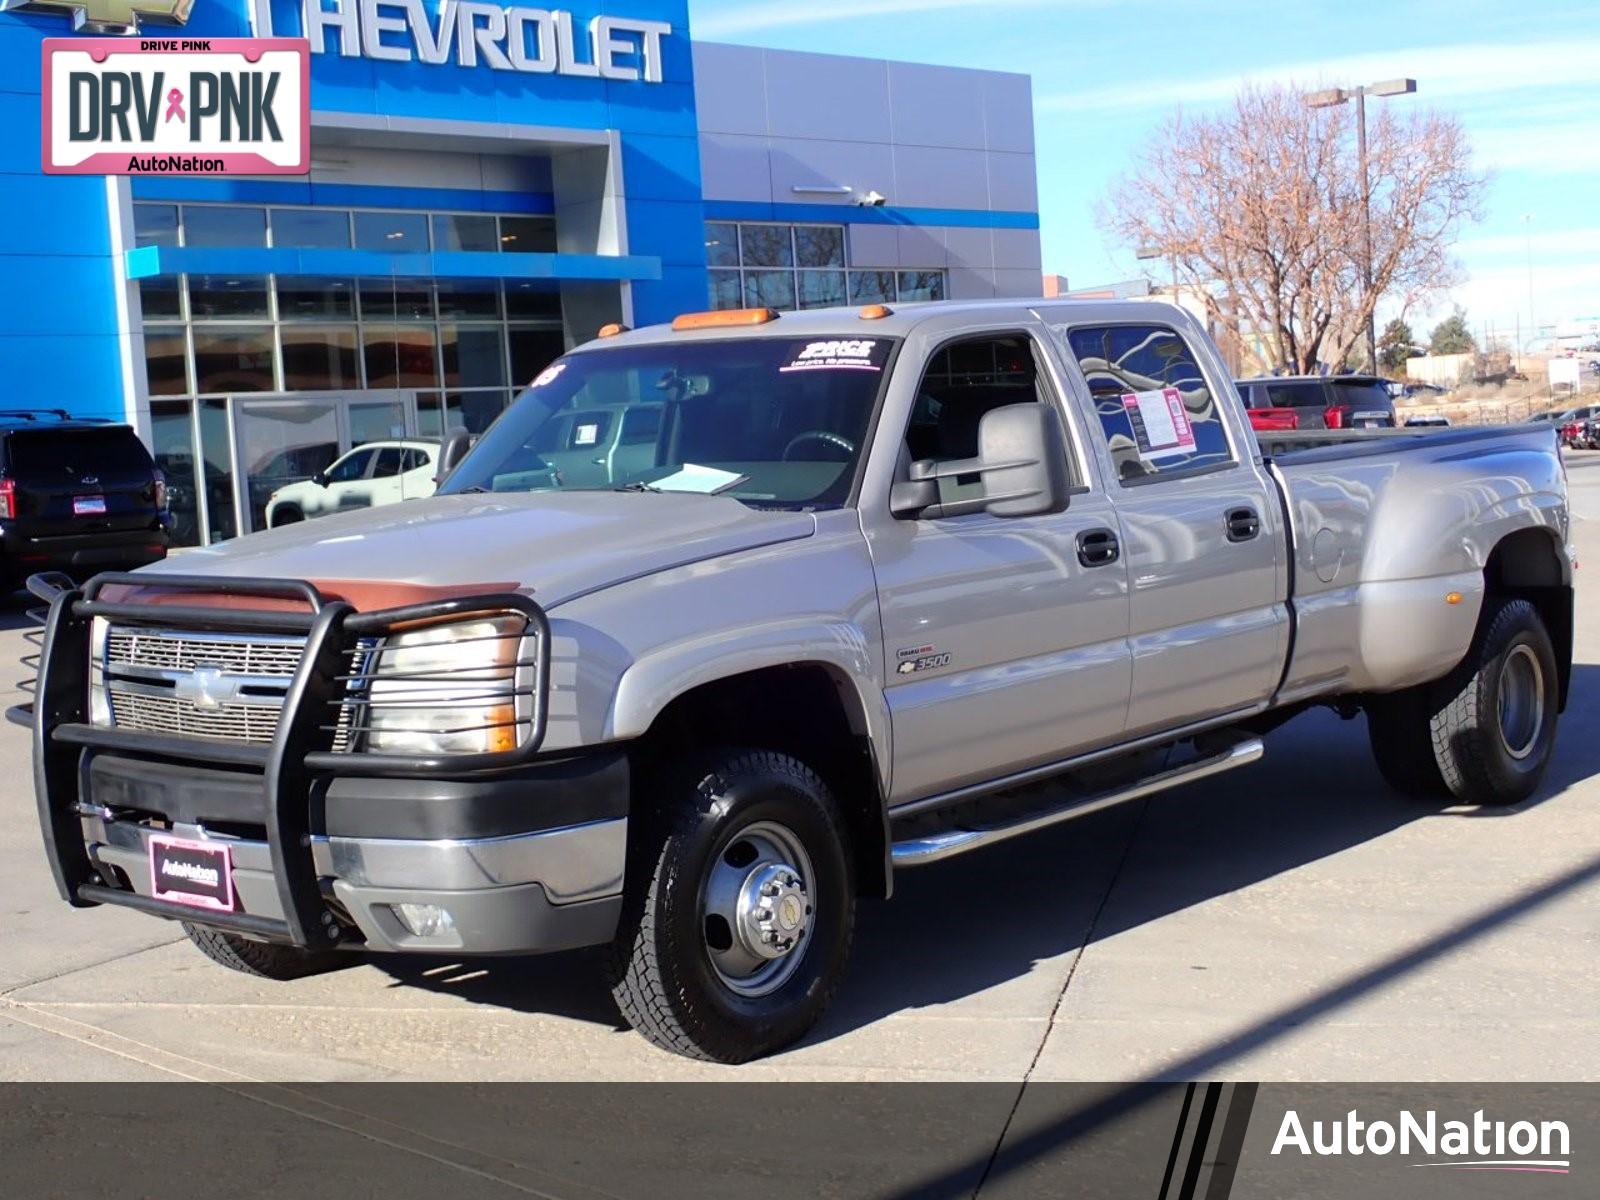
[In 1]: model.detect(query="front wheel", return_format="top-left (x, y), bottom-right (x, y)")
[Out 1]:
top-left (183, 923), bottom-right (345, 979)
top-left (607, 749), bottom-right (855, 1062)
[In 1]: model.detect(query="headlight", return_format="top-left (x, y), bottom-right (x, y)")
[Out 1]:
top-left (88, 616), bottom-right (111, 726)
top-left (362, 616), bottom-right (530, 755)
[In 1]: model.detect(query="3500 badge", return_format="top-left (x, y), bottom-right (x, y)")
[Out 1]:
top-left (43, 37), bottom-right (309, 175)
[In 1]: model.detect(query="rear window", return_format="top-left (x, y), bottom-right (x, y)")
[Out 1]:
top-left (5, 427), bottom-right (152, 480)
top-left (1326, 381), bottom-right (1394, 412)
top-left (1263, 382), bottom-right (1328, 409)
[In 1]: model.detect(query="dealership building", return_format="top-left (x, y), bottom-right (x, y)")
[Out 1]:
top-left (0, 0), bottom-right (1041, 544)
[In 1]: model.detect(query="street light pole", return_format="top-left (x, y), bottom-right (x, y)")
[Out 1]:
top-left (1306, 78), bottom-right (1416, 374)
top-left (1354, 85), bottom-right (1374, 372)
top-left (1523, 213), bottom-right (1536, 352)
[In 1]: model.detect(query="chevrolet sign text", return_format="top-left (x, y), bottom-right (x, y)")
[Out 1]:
top-left (299, 0), bottom-right (671, 81)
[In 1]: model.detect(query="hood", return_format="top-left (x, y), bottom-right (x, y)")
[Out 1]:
top-left (146, 492), bottom-right (816, 610)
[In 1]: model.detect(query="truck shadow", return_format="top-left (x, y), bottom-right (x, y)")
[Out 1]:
top-left (372, 664), bottom-right (1600, 1048)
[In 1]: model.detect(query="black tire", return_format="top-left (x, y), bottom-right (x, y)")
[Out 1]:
top-left (270, 506), bottom-right (304, 528)
top-left (1366, 687), bottom-right (1449, 798)
top-left (1428, 598), bottom-right (1559, 805)
top-left (607, 748), bottom-right (855, 1063)
top-left (1366, 598), bottom-right (1559, 806)
top-left (183, 923), bottom-right (345, 980)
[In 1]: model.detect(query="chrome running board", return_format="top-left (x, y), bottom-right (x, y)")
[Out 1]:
top-left (890, 736), bottom-right (1264, 868)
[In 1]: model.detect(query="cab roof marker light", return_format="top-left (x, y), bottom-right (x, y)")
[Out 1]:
top-left (671, 308), bottom-right (780, 332)
top-left (859, 304), bottom-right (894, 320)
top-left (597, 323), bottom-right (630, 338)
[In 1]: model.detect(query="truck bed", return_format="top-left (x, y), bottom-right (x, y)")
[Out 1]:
top-left (1258, 423), bottom-right (1567, 705)
top-left (1255, 424), bottom-right (1547, 462)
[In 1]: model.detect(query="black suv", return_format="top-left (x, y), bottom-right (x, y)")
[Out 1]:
top-left (0, 412), bottom-right (169, 591)
top-left (1236, 374), bottom-right (1398, 429)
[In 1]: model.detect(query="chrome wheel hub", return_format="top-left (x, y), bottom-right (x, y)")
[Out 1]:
top-left (701, 821), bottom-right (814, 998)
top-left (739, 863), bottom-right (810, 960)
top-left (1497, 644), bottom-right (1545, 762)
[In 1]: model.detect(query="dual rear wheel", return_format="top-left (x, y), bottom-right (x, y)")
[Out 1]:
top-left (1368, 598), bottom-right (1560, 806)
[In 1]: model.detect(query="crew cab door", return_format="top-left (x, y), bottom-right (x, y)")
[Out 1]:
top-left (1048, 316), bottom-right (1288, 736)
top-left (861, 324), bottom-right (1133, 806)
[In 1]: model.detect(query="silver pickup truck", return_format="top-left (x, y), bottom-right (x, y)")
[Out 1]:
top-left (15, 299), bottom-right (1572, 1062)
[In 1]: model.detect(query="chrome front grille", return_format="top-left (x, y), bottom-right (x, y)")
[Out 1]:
top-left (102, 625), bottom-right (306, 746)
top-left (106, 629), bottom-right (303, 677)
top-left (107, 690), bottom-right (283, 743)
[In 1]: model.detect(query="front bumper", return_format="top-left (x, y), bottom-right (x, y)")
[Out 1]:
top-left (85, 807), bottom-right (625, 955)
top-left (19, 572), bottom-right (626, 956)
top-left (76, 752), bottom-right (629, 954)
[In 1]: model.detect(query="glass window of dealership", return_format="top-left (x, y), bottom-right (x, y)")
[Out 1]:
top-left (139, 207), bottom-right (954, 547)
top-left (134, 201), bottom-right (567, 545)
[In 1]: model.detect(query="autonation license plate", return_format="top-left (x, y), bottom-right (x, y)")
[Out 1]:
top-left (148, 834), bottom-right (234, 912)
top-left (73, 495), bottom-right (106, 516)
top-left (42, 38), bottom-right (309, 176)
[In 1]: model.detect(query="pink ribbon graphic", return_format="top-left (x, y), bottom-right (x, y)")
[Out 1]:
top-left (164, 88), bottom-right (185, 123)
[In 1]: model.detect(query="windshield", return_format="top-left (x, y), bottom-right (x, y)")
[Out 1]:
top-left (440, 335), bottom-right (896, 508)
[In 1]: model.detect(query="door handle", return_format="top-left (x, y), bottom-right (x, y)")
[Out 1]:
top-left (1226, 507), bottom-right (1261, 542)
top-left (1076, 528), bottom-right (1120, 567)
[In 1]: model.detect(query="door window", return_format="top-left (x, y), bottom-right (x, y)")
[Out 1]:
top-left (373, 447), bottom-right (405, 477)
top-left (904, 333), bottom-right (1052, 506)
top-left (326, 448), bottom-right (374, 483)
top-left (1060, 323), bottom-right (1234, 483)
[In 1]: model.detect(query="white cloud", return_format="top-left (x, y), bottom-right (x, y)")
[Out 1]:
top-left (1456, 227), bottom-right (1600, 259)
top-left (1473, 124), bottom-right (1600, 175)
top-left (1038, 38), bottom-right (1600, 116)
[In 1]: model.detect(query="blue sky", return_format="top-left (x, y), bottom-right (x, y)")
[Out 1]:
top-left (688, 0), bottom-right (1600, 342)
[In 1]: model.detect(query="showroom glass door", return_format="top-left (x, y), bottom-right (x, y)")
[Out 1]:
top-left (230, 392), bottom-right (418, 534)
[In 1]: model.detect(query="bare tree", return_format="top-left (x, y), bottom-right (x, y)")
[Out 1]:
top-left (1099, 86), bottom-right (1487, 374)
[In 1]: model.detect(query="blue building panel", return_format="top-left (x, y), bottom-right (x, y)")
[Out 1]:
top-left (0, 333), bottom-right (128, 418)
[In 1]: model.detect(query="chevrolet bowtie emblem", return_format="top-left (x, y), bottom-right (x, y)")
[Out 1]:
top-left (0, 0), bottom-right (193, 36)
top-left (173, 667), bottom-right (240, 711)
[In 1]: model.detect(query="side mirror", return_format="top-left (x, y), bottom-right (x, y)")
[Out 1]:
top-left (435, 428), bottom-right (472, 484)
top-left (890, 403), bottom-right (1071, 519)
top-left (976, 403), bottom-right (1072, 517)
top-left (310, 471), bottom-right (329, 488)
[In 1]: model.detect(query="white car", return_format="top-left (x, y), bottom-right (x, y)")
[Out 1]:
top-left (265, 440), bottom-right (438, 528)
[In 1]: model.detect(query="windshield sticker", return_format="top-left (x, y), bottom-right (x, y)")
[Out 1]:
top-left (1122, 387), bottom-right (1196, 461)
top-left (780, 339), bottom-right (884, 373)
top-left (649, 463), bottom-right (750, 494)
top-left (529, 362), bottom-right (566, 388)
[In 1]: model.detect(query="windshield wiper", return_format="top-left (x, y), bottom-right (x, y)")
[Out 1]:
top-left (613, 481), bottom-right (664, 493)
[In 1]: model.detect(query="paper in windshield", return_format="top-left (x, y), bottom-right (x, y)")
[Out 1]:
top-left (1121, 387), bottom-right (1197, 461)
top-left (651, 464), bottom-right (749, 494)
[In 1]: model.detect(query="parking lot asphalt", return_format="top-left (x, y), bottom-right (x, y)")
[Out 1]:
top-left (1, 453), bottom-right (1596, 1084)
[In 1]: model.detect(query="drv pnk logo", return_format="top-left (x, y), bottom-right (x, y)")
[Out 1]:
top-left (42, 38), bottom-right (309, 175)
